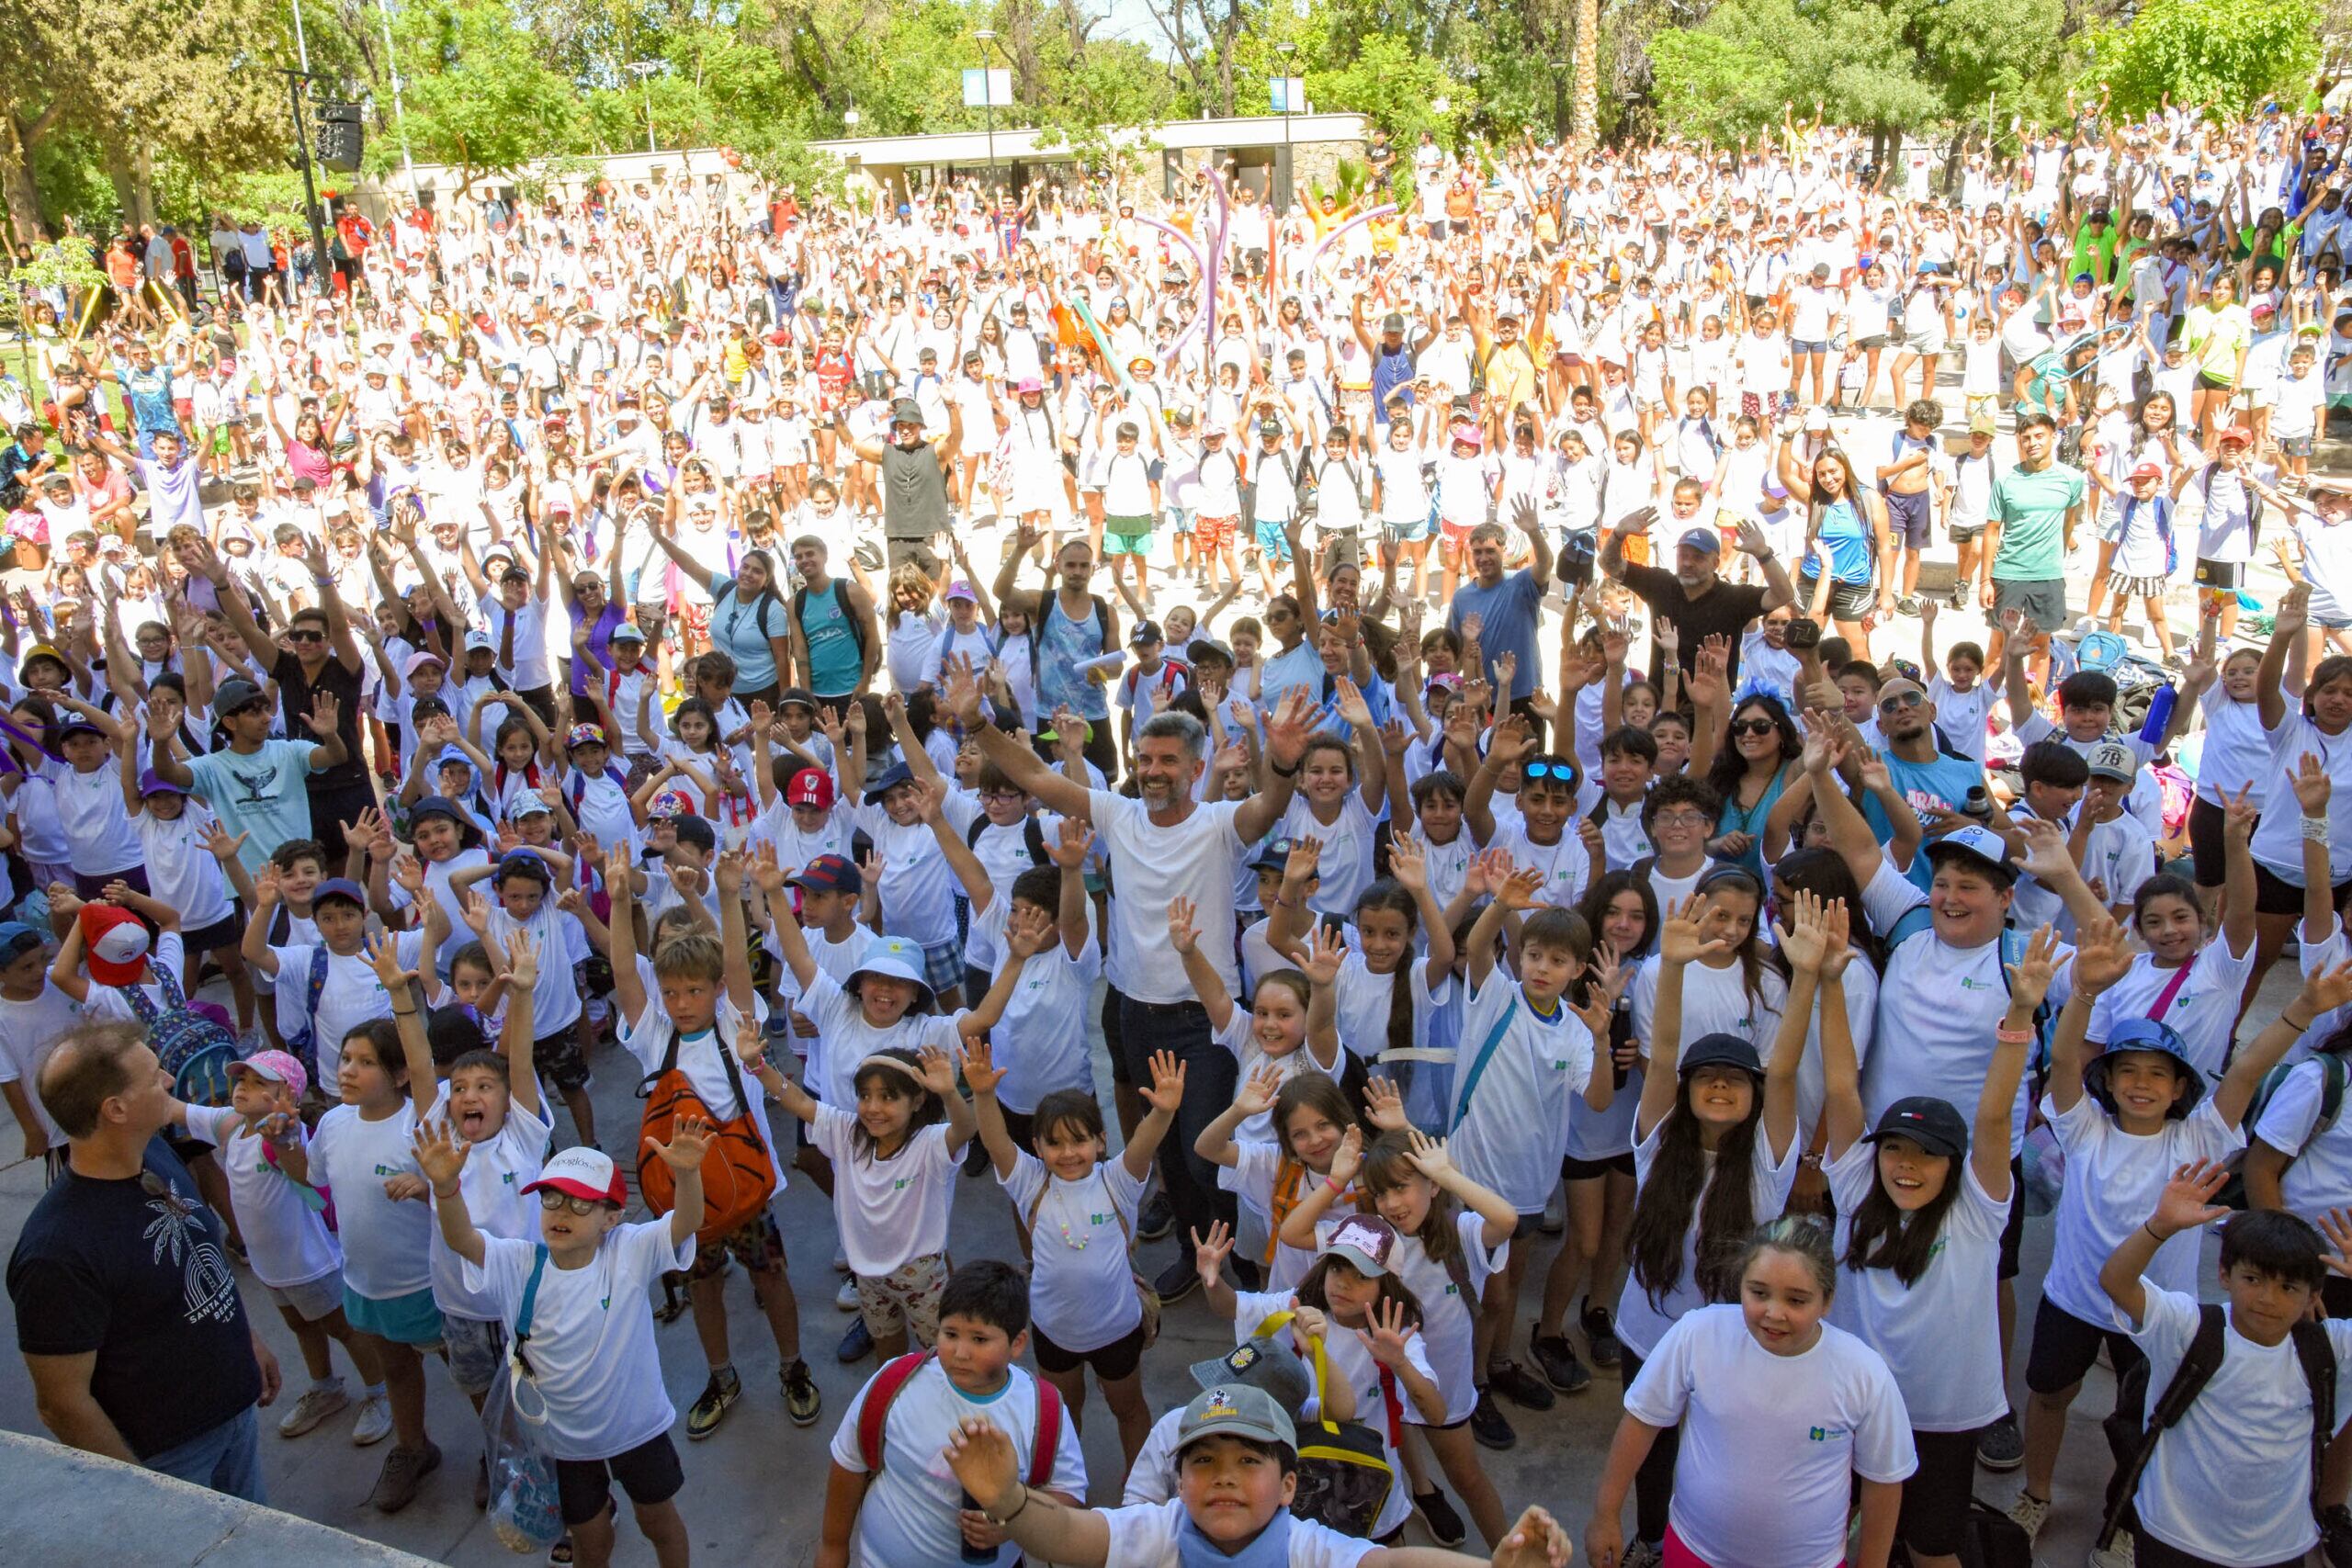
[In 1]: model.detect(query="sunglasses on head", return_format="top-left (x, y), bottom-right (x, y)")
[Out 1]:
top-left (1522, 761), bottom-right (1577, 784)
top-left (1878, 689), bottom-right (1925, 714)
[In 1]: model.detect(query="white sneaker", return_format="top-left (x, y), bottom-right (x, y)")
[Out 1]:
top-left (836, 1278), bottom-right (860, 1312)
top-left (2007, 1492), bottom-right (2052, 1543)
top-left (2088, 1529), bottom-right (2135, 1568)
top-left (351, 1390), bottom-right (394, 1447)
top-left (277, 1380), bottom-right (347, 1438)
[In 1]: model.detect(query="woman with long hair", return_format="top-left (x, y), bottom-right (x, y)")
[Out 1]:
top-left (1702, 692), bottom-right (1803, 876)
top-left (1776, 433), bottom-right (1894, 660)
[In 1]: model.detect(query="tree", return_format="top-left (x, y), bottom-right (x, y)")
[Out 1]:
top-left (394, 0), bottom-right (584, 187)
top-left (2081, 0), bottom-right (2321, 117)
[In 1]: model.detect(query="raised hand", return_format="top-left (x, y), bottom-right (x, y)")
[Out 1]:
top-left (1167, 895), bottom-right (1200, 955)
top-left (1299, 922), bottom-right (1347, 987)
top-left (1363, 1076), bottom-right (1408, 1132)
top-left (2149, 1158), bottom-right (2232, 1238)
top-left (1495, 862), bottom-right (1546, 913)
top-left (1140, 1050), bottom-right (1187, 1113)
top-left (1355, 1294), bottom-right (1414, 1368)
top-left (1403, 1127), bottom-right (1457, 1184)
top-left (1193, 1219), bottom-right (1236, 1288)
top-left (2002, 922), bottom-right (2062, 1013)
top-left (2013, 817), bottom-right (2075, 884)
top-left (411, 1117), bottom-right (469, 1190)
top-left (2072, 914), bottom-right (2133, 995)
top-left (2294, 754), bottom-right (2332, 819)
top-left (1327, 1123), bottom-right (1365, 1187)
top-left (1334, 675), bottom-right (1374, 730)
top-left (647, 1112), bottom-right (713, 1174)
top-left (1658, 891), bottom-right (1727, 965)
top-left (959, 1037), bottom-right (1007, 1097)
top-left (2301, 956), bottom-right (2352, 1019)
top-left (505, 926), bottom-right (540, 988)
top-left (751, 840), bottom-right (788, 895)
top-left (1387, 829), bottom-right (1428, 892)
top-left (1047, 816), bottom-right (1092, 870)
top-left (914, 1042), bottom-right (959, 1099)
top-left (364, 927), bottom-right (417, 992)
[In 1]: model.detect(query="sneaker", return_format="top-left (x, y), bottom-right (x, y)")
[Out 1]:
top-left (1621, 1540), bottom-right (1664, 1568)
top-left (837, 1315), bottom-right (875, 1364)
top-left (350, 1389), bottom-right (393, 1447)
top-left (1154, 1253), bottom-right (1202, 1306)
top-left (1412, 1486), bottom-right (1468, 1549)
top-left (1897, 595), bottom-right (1921, 617)
top-left (277, 1381), bottom-right (347, 1438)
top-left (1977, 1409), bottom-right (2024, 1471)
top-left (1581, 1302), bottom-right (1623, 1369)
top-left (781, 1359), bottom-right (822, 1427)
top-left (685, 1368), bottom-right (741, 1439)
top-left (368, 1439), bottom-right (442, 1512)
top-left (1529, 1331), bottom-right (1590, 1393)
top-left (1468, 1387), bottom-right (1517, 1450)
top-left (2007, 1491), bottom-right (2052, 1543)
top-left (836, 1277), bottom-right (861, 1311)
top-left (2319, 1502), bottom-right (2352, 1568)
top-left (2088, 1529), bottom-right (2135, 1568)
top-left (1486, 1357), bottom-right (1557, 1411)
top-left (1136, 1192), bottom-right (1175, 1242)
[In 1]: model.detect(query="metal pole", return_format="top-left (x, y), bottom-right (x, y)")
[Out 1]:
top-left (374, 0), bottom-right (417, 200)
top-left (986, 98), bottom-right (996, 190)
top-left (290, 0), bottom-right (310, 73)
top-left (284, 71), bottom-right (331, 302)
top-left (643, 73), bottom-right (657, 153)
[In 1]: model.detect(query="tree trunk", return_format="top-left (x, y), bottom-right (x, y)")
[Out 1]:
top-left (1572, 0), bottom-right (1600, 149)
top-left (0, 109), bottom-right (51, 245)
top-left (101, 130), bottom-right (145, 231)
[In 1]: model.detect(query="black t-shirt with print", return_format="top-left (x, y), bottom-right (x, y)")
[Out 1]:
top-left (7, 1135), bottom-right (259, 1458)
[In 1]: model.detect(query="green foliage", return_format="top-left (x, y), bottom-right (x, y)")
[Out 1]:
top-left (2080, 0), bottom-right (2321, 118)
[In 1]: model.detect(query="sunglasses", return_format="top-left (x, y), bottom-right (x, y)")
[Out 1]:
top-left (1522, 761), bottom-right (1577, 784)
top-left (537, 1190), bottom-right (605, 1216)
top-left (287, 628), bottom-right (326, 644)
top-left (1878, 690), bottom-right (1926, 715)
top-left (1730, 717), bottom-right (1779, 738)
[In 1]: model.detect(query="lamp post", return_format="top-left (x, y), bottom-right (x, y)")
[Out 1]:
top-left (627, 60), bottom-right (663, 154)
top-left (1274, 41), bottom-right (1297, 215)
top-left (377, 0), bottom-right (418, 200)
top-left (975, 29), bottom-right (1001, 192)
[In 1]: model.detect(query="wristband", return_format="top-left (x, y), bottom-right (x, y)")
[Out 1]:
top-left (986, 1486), bottom-right (1033, 1528)
top-left (312, 576), bottom-right (335, 588)
top-left (2282, 1012), bottom-right (2313, 1034)
top-left (1326, 1176), bottom-right (1346, 1196)
top-left (1270, 756), bottom-right (1300, 778)
top-left (432, 1185), bottom-right (459, 1201)
top-left (2304, 817), bottom-right (2333, 842)
top-left (2143, 1220), bottom-right (2169, 1245)
top-left (390, 1006), bottom-right (418, 1017)
top-left (1995, 1026), bottom-right (2033, 1045)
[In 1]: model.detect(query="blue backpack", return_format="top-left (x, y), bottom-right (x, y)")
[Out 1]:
top-left (119, 961), bottom-right (243, 1106)
top-left (279, 946), bottom-right (333, 1083)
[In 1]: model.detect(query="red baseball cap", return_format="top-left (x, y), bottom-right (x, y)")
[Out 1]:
top-left (522, 1146), bottom-right (626, 1206)
top-left (786, 768), bottom-right (835, 810)
top-left (79, 904), bottom-right (153, 987)
top-left (2220, 424), bottom-right (2254, 448)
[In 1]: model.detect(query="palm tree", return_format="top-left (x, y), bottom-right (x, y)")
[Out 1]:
top-left (1572, 0), bottom-right (1600, 149)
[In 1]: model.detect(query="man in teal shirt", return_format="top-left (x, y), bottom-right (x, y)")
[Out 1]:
top-left (150, 677), bottom-right (348, 874)
top-left (1978, 410), bottom-right (2086, 674)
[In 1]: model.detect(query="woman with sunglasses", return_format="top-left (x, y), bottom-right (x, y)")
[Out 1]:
top-left (1701, 692), bottom-right (1804, 876)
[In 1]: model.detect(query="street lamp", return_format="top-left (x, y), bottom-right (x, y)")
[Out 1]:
top-left (1274, 42), bottom-right (1297, 216)
top-left (377, 0), bottom-right (418, 200)
top-left (627, 60), bottom-right (663, 155)
top-left (974, 29), bottom-right (1001, 192)
top-left (843, 106), bottom-right (861, 132)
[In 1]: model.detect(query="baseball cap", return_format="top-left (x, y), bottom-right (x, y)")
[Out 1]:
top-left (232, 1049), bottom-right (309, 1101)
top-left (1189, 1335), bottom-right (1314, 1415)
top-left (1803, 406), bottom-right (1831, 431)
top-left (1677, 528), bottom-right (1720, 556)
top-left (511, 794), bottom-right (552, 818)
top-left (137, 769), bottom-right (187, 797)
top-left (79, 904), bottom-right (153, 987)
top-left (1679, 1032), bottom-right (1765, 1078)
top-left (2129, 461), bottom-right (2164, 481)
top-left (786, 768), bottom-right (836, 809)
top-left (311, 876), bottom-right (368, 910)
top-left (647, 788), bottom-right (696, 820)
top-left (566, 722), bottom-right (608, 750)
top-left (790, 853), bottom-right (863, 896)
top-left (213, 676), bottom-right (268, 716)
top-left (523, 1146), bottom-right (627, 1206)
top-left (1174, 1384), bottom-right (1294, 1455)
top-left (2086, 741), bottom-right (2139, 783)
top-left (1131, 620), bottom-right (1164, 648)
top-left (1380, 311), bottom-right (1407, 333)
top-left (0, 920), bottom-right (43, 965)
top-left (1014, 376), bottom-right (1043, 394)
top-left (1922, 823), bottom-right (2017, 886)
top-left (611, 622), bottom-right (647, 644)
top-left (944, 580), bottom-right (978, 604)
top-left (2219, 424), bottom-right (2254, 448)
top-left (864, 760), bottom-right (916, 805)
top-left (1865, 1096), bottom-right (1969, 1158)
top-left (1319, 1214), bottom-right (1399, 1278)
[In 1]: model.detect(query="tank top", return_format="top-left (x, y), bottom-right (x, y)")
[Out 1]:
top-left (882, 442), bottom-right (950, 543)
top-left (1815, 498), bottom-right (1875, 584)
top-left (799, 581), bottom-right (863, 697)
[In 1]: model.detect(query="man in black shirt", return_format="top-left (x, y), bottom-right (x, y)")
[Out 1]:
top-left (8, 1021), bottom-right (278, 1497)
top-left (1599, 507), bottom-right (1797, 690)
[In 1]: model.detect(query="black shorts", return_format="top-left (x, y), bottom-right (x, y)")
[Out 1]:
top-left (2253, 861), bottom-right (2352, 918)
top-left (183, 907), bottom-right (243, 955)
top-left (1998, 1155), bottom-right (2025, 1280)
top-left (2188, 796), bottom-right (2232, 887)
top-left (2025, 1295), bottom-right (2144, 1396)
top-left (2193, 558), bottom-right (2245, 592)
top-left (1032, 1319), bottom-right (1148, 1380)
top-left (1798, 571), bottom-right (1878, 622)
top-left (535, 1020), bottom-right (592, 1095)
top-left (1563, 1151), bottom-right (1634, 1180)
top-left (556, 1431), bottom-right (684, 1526)
top-left (1102, 987), bottom-right (1131, 1085)
top-left (1896, 1427), bottom-right (1984, 1557)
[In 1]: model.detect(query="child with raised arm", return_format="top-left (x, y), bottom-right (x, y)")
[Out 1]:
top-left (966, 1036), bottom-right (1183, 1471)
top-left (416, 1107), bottom-right (711, 1568)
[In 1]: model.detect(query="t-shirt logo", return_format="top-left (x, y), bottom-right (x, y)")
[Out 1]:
top-left (1807, 1425), bottom-right (1850, 1442)
top-left (143, 1186), bottom-right (240, 1326)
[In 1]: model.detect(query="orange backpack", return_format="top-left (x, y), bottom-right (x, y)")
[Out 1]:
top-left (636, 1025), bottom-right (776, 1243)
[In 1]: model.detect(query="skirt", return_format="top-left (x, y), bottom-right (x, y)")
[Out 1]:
top-left (2111, 570), bottom-right (2171, 599)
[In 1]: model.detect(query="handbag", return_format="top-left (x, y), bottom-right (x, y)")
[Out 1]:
top-left (1253, 1310), bottom-right (1395, 1538)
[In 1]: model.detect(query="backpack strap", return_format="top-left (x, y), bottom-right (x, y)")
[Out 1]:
top-left (1027, 1376), bottom-right (1064, 1489)
top-left (511, 1244), bottom-right (551, 1374)
top-left (2100, 1304), bottom-right (2229, 1548)
top-left (855, 1351), bottom-right (934, 1473)
top-left (2291, 1317), bottom-right (2338, 1527)
top-left (1449, 998), bottom-right (1521, 1134)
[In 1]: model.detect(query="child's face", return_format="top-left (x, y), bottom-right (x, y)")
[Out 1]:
top-left (854, 1073), bottom-right (918, 1143)
top-left (497, 876), bottom-right (547, 920)
top-left (1651, 720), bottom-right (1690, 773)
top-left (1301, 748), bottom-right (1351, 806)
top-left (229, 1071), bottom-right (293, 1123)
top-left (1697, 886), bottom-right (1756, 954)
top-left (447, 1064), bottom-right (512, 1144)
top-left (933, 1311), bottom-right (1023, 1395)
top-left (1622, 687), bottom-right (1657, 729)
top-left (143, 788), bottom-right (186, 820)
top-left (2061, 701), bottom-right (2111, 742)
top-left (1874, 1135), bottom-right (1952, 1212)
top-left (857, 976), bottom-right (918, 1029)
top-left (1836, 674), bottom-right (1877, 720)
top-left (1165, 608), bottom-right (1196, 643)
top-left (1518, 938), bottom-right (1580, 1005)
top-left (1649, 795), bottom-right (1711, 859)
top-left (1945, 655), bottom-right (1980, 692)
top-left (1252, 987), bottom-right (1307, 1059)
top-left (880, 781), bottom-right (921, 827)
top-left (499, 730), bottom-right (535, 768)
top-left (677, 710), bottom-right (713, 748)
top-left (2222, 1262), bottom-right (2318, 1348)
top-left (1354, 905), bottom-right (1413, 976)
top-left (61, 731), bottom-right (105, 771)
top-left (315, 898), bottom-right (368, 952)
top-left (277, 856), bottom-right (322, 906)
top-left (1597, 889), bottom-right (1648, 956)
top-left (411, 663), bottom-right (445, 696)
top-left (1370, 1168), bottom-right (1435, 1241)
top-left (1318, 1256), bottom-right (1382, 1319)
top-left (1176, 1437), bottom-right (1295, 1546)
top-left (1740, 1247), bottom-right (1829, 1355)
top-left (1600, 750), bottom-right (1652, 803)
top-left (1035, 1115), bottom-right (1105, 1183)
top-left (1231, 628), bottom-right (1260, 664)
top-left (659, 971), bottom-right (720, 1032)
top-left (2222, 651), bottom-right (2263, 701)
top-left (1687, 1064), bottom-right (1758, 1130)
top-left (336, 1035), bottom-right (401, 1111)
top-left (797, 886), bottom-right (848, 927)
top-left (538, 1195), bottom-right (624, 1256)
top-left (1520, 777), bottom-right (1576, 838)
top-left (1415, 788), bottom-right (1462, 844)
top-left (2025, 777), bottom-right (2085, 820)
top-left (413, 816), bottom-right (459, 862)
top-left (781, 706), bottom-right (814, 738)
top-left (451, 962), bottom-right (497, 1010)
top-left (2106, 1049), bottom-right (2188, 1125)
top-left (438, 764), bottom-right (473, 798)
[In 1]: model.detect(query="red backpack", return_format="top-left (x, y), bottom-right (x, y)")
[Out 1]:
top-left (855, 1352), bottom-right (1063, 1483)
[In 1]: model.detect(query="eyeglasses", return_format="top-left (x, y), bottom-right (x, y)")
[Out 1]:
top-left (287, 628), bottom-right (325, 644)
top-left (1730, 717), bottom-right (1779, 738)
top-left (1878, 690), bottom-right (1926, 715)
top-left (1652, 809), bottom-right (1710, 829)
top-left (1522, 761), bottom-right (1577, 784)
top-left (538, 1190), bottom-right (605, 1216)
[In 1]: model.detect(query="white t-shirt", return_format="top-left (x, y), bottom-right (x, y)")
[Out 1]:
top-left (1231, 1287), bottom-right (1429, 1540)
top-left (308, 1100), bottom-right (431, 1301)
top-left (795, 968), bottom-right (966, 1131)
top-left (485, 900), bottom-right (590, 1036)
top-left (130, 806), bottom-right (232, 932)
top-left (616, 991), bottom-right (782, 1175)
top-left (1091, 791), bottom-right (1248, 1004)
top-left (1867, 931), bottom-right (2075, 1156)
top-left (1614, 1114), bottom-right (1803, 1360)
top-left (1448, 976), bottom-right (1597, 1215)
top-left (2041, 1092), bottom-right (2241, 1328)
top-left (1097, 1498), bottom-right (1378, 1568)
top-left (0, 981), bottom-right (78, 1147)
top-left (2191, 688), bottom-right (2274, 807)
top-left (1280, 795), bottom-right (1379, 918)
top-left (827, 1357), bottom-right (1090, 1568)
top-left (2086, 938), bottom-right (2256, 1080)
top-left (2128, 1285), bottom-right (2352, 1565)
top-left (1483, 820), bottom-right (1591, 909)
top-left (269, 932), bottom-right (431, 1089)
top-left (967, 897), bottom-right (1101, 1114)
top-left (1001, 1152), bottom-right (1148, 1352)
top-left (185, 1104), bottom-right (342, 1290)
top-left (850, 795), bottom-right (979, 948)
top-left (2252, 1056), bottom-right (2352, 1229)
top-left (386, 845), bottom-right (496, 975)
top-left (425, 1085), bottom-right (553, 1321)
top-left (1826, 1142), bottom-right (2009, 1431)
top-left (462, 1224), bottom-right (694, 1461)
top-left (2252, 716), bottom-right (2352, 884)
top-left (43, 757), bottom-right (142, 876)
top-left (810, 1103), bottom-right (958, 1278)
top-left (1623, 1305), bottom-right (1917, 1568)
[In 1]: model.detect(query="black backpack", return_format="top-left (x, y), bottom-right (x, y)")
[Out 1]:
top-left (2099, 1303), bottom-right (2335, 1550)
top-left (966, 812), bottom-right (1047, 867)
top-left (792, 580), bottom-right (868, 667)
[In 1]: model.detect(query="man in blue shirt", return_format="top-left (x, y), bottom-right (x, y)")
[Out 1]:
top-left (77, 335), bottom-right (187, 456)
top-left (1449, 501), bottom-right (1555, 733)
top-left (149, 677), bottom-right (348, 874)
top-left (1865, 674), bottom-right (1984, 888)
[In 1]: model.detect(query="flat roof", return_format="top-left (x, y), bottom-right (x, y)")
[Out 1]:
top-left (808, 112), bottom-right (1367, 166)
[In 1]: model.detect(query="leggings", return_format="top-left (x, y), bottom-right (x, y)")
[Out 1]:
top-left (1621, 1350), bottom-right (1679, 1545)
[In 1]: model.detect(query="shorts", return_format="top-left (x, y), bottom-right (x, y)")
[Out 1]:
top-left (1948, 520), bottom-right (1985, 544)
top-left (2024, 1294), bottom-right (2144, 1396)
top-left (1562, 1151), bottom-right (1635, 1180)
top-left (1032, 1319), bottom-right (1148, 1380)
top-left (1166, 506), bottom-right (1196, 538)
top-left (2198, 369), bottom-right (2235, 391)
top-left (441, 1312), bottom-right (508, 1398)
top-left (2193, 558), bottom-right (2245, 592)
top-left (535, 1020), bottom-right (591, 1095)
top-left (74, 864), bottom-right (150, 902)
top-left (1790, 339), bottom-right (1827, 356)
top-left (1896, 1427), bottom-right (1984, 1558)
top-left (2282, 434), bottom-right (2315, 457)
top-left (1856, 333), bottom-right (1890, 351)
top-left (1382, 514), bottom-right (1431, 546)
top-left (2253, 861), bottom-right (2352, 918)
top-left (1883, 486), bottom-right (1932, 550)
top-left (2188, 795), bottom-right (2233, 886)
top-left (265, 1269), bottom-right (346, 1323)
top-left (556, 1432), bottom-right (684, 1527)
top-left (857, 1251), bottom-right (949, 1345)
top-left (686, 1211), bottom-right (785, 1282)
top-left (344, 1284), bottom-right (445, 1348)
top-left (677, 601), bottom-right (713, 639)
top-left (1194, 513), bottom-right (1237, 552)
top-left (1797, 570), bottom-right (1878, 622)
top-left (1991, 577), bottom-right (2067, 631)
top-left (2111, 571), bottom-right (2170, 601)
top-left (921, 939), bottom-right (966, 998)
top-left (1905, 328), bottom-right (1947, 355)
top-left (1439, 516), bottom-right (1476, 550)
top-left (183, 908), bottom-right (243, 955)
top-left (1254, 520), bottom-right (1293, 563)
top-left (1104, 515), bottom-right (1153, 557)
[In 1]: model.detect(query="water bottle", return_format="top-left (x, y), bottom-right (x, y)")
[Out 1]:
top-left (959, 1493), bottom-right (994, 1564)
top-left (2139, 682), bottom-right (2177, 747)
top-left (1962, 784), bottom-right (1994, 822)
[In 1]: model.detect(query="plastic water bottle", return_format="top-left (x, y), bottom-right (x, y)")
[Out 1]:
top-left (2139, 682), bottom-right (2177, 747)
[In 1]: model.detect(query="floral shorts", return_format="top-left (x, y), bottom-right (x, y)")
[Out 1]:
top-left (855, 1252), bottom-right (949, 1345)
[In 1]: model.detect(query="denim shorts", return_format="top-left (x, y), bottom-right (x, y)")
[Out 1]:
top-left (145, 1404), bottom-right (264, 1503)
top-left (442, 1312), bottom-right (508, 1398)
